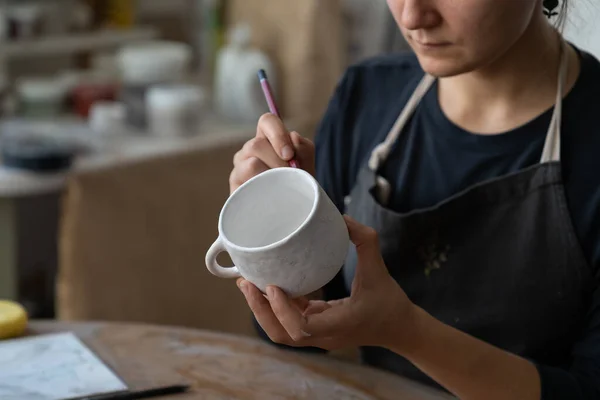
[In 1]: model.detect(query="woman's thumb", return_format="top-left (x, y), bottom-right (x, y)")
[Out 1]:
top-left (344, 215), bottom-right (385, 271)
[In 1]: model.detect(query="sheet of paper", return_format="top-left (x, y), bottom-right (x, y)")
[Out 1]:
top-left (0, 332), bottom-right (128, 400)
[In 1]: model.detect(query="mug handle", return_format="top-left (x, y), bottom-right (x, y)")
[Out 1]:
top-left (205, 237), bottom-right (242, 279)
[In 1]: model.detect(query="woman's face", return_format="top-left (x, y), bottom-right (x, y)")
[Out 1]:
top-left (387, 0), bottom-right (544, 77)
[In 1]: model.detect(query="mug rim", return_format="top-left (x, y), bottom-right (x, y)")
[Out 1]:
top-left (218, 167), bottom-right (320, 253)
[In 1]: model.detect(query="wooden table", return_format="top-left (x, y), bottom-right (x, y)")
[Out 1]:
top-left (29, 321), bottom-right (454, 400)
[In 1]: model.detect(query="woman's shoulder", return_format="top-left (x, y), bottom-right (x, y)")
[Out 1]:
top-left (576, 48), bottom-right (600, 91)
top-left (319, 51), bottom-right (425, 141)
top-left (562, 49), bottom-right (600, 273)
top-left (564, 48), bottom-right (600, 134)
top-left (579, 47), bottom-right (600, 72)
top-left (338, 51), bottom-right (425, 97)
top-left (571, 46), bottom-right (600, 104)
top-left (314, 52), bottom-right (426, 206)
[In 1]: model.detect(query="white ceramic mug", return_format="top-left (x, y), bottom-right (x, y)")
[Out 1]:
top-left (205, 167), bottom-right (349, 298)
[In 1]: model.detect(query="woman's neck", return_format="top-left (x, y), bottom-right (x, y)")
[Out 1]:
top-left (437, 16), bottom-right (580, 135)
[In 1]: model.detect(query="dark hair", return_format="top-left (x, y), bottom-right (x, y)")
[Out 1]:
top-left (544, 0), bottom-right (569, 30)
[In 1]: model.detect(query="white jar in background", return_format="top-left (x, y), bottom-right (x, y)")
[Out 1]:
top-left (7, 3), bottom-right (43, 39)
top-left (89, 101), bottom-right (127, 136)
top-left (215, 24), bottom-right (277, 122)
top-left (17, 77), bottom-right (68, 118)
top-left (117, 41), bottom-right (193, 130)
top-left (146, 85), bottom-right (206, 138)
top-left (118, 41), bottom-right (193, 86)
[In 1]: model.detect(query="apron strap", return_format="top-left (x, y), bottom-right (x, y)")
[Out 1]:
top-left (369, 74), bottom-right (435, 205)
top-left (540, 39), bottom-right (569, 164)
top-left (368, 74), bottom-right (436, 172)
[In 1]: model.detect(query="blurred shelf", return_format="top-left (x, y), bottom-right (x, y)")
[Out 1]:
top-left (1, 27), bottom-right (160, 59)
top-left (0, 114), bottom-right (257, 198)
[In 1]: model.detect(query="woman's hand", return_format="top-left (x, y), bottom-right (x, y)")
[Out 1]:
top-left (238, 217), bottom-right (543, 400)
top-left (230, 113), bottom-right (316, 193)
top-left (237, 216), bottom-right (418, 351)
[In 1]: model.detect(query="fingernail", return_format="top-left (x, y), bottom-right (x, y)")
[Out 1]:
top-left (238, 280), bottom-right (247, 292)
top-left (266, 286), bottom-right (276, 298)
top-left (281, 145), bottom-right (294, 160)
top-left (301, 330), bottom-right (312, 337)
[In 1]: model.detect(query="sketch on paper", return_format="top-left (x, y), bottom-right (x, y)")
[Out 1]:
top-left (0, 332), bottom-right (127, 400)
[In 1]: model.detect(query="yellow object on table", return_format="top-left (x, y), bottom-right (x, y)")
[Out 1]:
top-left (0, 301), bottom-right (28, 339)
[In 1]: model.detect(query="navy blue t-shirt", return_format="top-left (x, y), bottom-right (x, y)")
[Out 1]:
top-left (313, 47), bottom-right (600, 399)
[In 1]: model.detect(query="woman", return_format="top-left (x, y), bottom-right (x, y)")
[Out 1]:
top-left (229, 0), bottom-right (600, 398)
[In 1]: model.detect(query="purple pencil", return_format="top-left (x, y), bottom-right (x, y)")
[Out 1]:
top-left (258, 69), bottom-right (299, 169)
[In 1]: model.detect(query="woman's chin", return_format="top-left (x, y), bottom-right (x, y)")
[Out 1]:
top-left (414, 53), bottom-right (477, 78)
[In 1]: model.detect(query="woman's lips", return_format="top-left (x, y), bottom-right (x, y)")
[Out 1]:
top-left (410, 36), bottom-right (452, 51)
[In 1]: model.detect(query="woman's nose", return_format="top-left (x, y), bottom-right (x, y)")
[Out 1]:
top-left (398, 0), bottom-right (441, 31)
